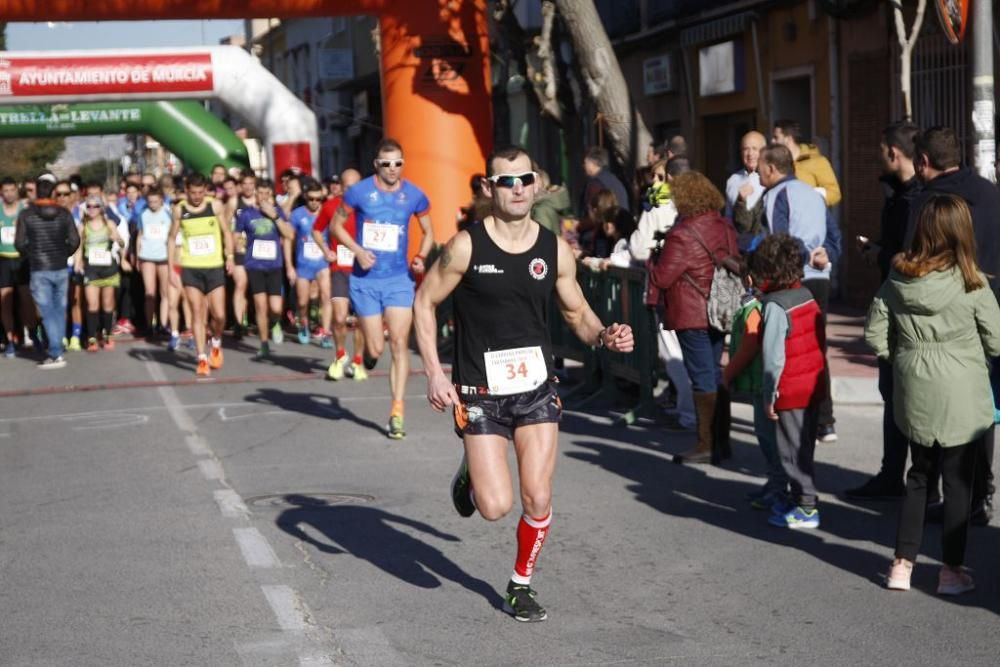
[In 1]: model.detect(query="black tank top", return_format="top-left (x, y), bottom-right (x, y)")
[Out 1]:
top-left (452, 220), bottom-right (557, 390)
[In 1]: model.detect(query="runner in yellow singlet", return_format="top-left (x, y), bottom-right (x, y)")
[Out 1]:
top-left (167, 173), bottom-right (234, 377)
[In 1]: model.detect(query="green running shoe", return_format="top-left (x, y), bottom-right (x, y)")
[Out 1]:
top-left (327, 356), bottom-right (346, 380)
top-left (387, 415), bottom-right (406, 440)
top-left (503, 581), bottom-right (547, 622)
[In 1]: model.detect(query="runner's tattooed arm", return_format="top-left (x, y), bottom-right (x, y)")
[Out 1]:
top-left (554, 237), bottom-right (634, 353)
top-left (330, 202), bottom-right (370, 267)
top-left (414, 232), bottom-right (472, 411)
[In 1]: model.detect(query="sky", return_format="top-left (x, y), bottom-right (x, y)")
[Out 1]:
top-left (5, 20), bottom-right (247, 51)
top-left (4, 21), bottom-right (246, 172)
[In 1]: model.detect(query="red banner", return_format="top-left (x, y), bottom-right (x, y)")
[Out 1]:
top-left (0, 54), bottom-right (214, 98)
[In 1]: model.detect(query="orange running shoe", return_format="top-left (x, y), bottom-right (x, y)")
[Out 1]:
top-left (196, 357), bottom-right (210, 376)
top-left (209, 346), bottom-right (224, 369)
top-left (103, 338), bottom-right (115, 351)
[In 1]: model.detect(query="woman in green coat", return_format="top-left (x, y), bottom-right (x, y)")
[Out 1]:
top-left (865, 194), bottom-right (1000, 595)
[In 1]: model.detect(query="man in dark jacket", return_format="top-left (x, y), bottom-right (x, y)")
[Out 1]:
top-left (579, 146), bottom-right (629, 216)
top-left (905, 126), bottom-right (1000, 524)
top-left (14, 177), bottom-right (79, 368)
top-left (847, 121), bottom-right (921, 501)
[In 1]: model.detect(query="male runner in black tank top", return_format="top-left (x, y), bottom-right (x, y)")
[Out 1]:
top-left (414, 146), bottom-right (633, 622)
top-left (227, 171), bottom-right (257, 339)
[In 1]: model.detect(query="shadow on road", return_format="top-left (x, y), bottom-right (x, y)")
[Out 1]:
top-left (275, 495), bottom-right (503, 609)
top-left (244, 387), bottom-right (386, 436)
top-left (566, 436), bottom-right (1000, 616)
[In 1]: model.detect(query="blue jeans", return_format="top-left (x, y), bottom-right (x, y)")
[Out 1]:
top-left (676, 328), bottom-right (724, 393)
top-left (30, 269), bottom-right (68, 359)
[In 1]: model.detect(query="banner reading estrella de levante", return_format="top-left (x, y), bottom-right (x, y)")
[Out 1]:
top-left (0, 54), bottom-right (213, 97)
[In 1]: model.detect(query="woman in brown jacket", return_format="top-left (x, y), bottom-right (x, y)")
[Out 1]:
top-left (649, 172), bottom-right (738, 464)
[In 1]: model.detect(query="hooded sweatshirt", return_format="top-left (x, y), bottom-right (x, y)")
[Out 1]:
top-left (865, 266), bottom-right (1000, 446)
top-left (905, 167), bottom-right (1000, 292)
top-left (14, 198), bottom-right (80, 272)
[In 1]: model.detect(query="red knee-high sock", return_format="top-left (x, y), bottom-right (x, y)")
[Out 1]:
top-left (511, 511), bottom-right (552, 585)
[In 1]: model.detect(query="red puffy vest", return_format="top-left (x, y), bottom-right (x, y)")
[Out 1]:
top-left (762, 287), bottom-right (826, 410)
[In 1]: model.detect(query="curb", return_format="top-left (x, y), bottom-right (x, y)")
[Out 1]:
top-left (832, 376), bottom-right (882, 406)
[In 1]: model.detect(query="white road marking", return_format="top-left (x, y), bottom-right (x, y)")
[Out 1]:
top-left (299, 653), bottom-right (336, 667)
top-left (68, 413), bottom-right (149, 431)
top-left (0, 395), bottom-right (425, 424)
top-left (234, 527), bottom-right (281, 568)
top-left (214, 489), bottom-right (249, 518)
top-left (218, 406), bottom-right (289, 422)
top-left (198, 459), bottom-right (224, 481)
top-left (262, 585), bottom-right (312, 632)
top-left (185, 434), bottom-right (211, 457)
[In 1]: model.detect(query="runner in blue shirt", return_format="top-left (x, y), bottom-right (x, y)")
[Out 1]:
top-left (234, 178), bottom-right (294, 359)
top-left (136, 188), bottom-right (172, 337)
top-left (288, 180), bottom-right (333, 348)
top-left (331, 138), bottom-right (434, 439)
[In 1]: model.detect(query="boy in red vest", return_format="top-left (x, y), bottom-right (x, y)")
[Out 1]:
top-left (751, 233), bottom-right (827, 529)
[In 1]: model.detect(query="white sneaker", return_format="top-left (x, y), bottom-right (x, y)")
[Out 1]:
top-left (39, 356), bottom-right (66, 370)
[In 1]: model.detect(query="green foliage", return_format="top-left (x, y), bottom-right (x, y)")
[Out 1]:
top-left (0, 137), bottom-right (67, 181)
top-left (77, 159), bottom-right (119, 188)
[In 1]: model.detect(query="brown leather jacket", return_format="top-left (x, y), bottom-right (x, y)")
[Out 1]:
top-left (648, 211), bottom-right (738, 331)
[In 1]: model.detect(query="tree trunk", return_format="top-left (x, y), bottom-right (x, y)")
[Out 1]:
top-left (554, 0), bottom-right (652, 169)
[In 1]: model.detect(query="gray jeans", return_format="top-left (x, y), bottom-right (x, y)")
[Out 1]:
top-left (776, 405), bottom-right (819, 509)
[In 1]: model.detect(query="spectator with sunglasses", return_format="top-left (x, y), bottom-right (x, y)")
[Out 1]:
top-left (15, 176), bottom-right (80, 368)
top-left (330, 138), bottom-right (433, 440)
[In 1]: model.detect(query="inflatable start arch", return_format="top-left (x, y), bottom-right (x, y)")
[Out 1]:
top-left (0, 101), bottom-right (250, 176)
top-left (0, 0), bottom-right (493, 247)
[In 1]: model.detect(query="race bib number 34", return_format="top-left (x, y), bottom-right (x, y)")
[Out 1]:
top-left (484, 346), bottom-right (547, 396)
top-left (362, 221), bottom-right (399, 252)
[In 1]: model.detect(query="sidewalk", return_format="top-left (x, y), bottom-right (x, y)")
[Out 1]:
top-left (826, 305), bottom-right (881, 406)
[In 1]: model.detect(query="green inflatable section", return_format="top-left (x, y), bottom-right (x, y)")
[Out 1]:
top-left (0, 100), bottom-right (250, 176)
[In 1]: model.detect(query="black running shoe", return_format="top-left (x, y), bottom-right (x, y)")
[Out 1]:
top-left (845, 476), bottom-right (905, 501)
top-left (450, 455), bottom-right (475, 517)
top-left (363, 352), bottom-right (378, 370)
top-left (503, 581), bottom-right (547, 622)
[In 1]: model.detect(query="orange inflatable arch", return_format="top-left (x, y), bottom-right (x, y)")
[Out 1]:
top-left (0, 0), bottom-right (493, 251)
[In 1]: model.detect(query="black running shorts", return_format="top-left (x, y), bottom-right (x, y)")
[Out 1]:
top-left (331, 271), bottom-right (350, 300)
top-left (453, 381), bottom-right (562, 440)
top-left (247, 268), bottom-right (284, 296)
top-left (181, 267), bottom-right (226, 294)
top-left (0, 257), bottom-right (29, 288)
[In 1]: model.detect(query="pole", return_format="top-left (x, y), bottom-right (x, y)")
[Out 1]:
top-left (971, 0), bottom-right (995, 181)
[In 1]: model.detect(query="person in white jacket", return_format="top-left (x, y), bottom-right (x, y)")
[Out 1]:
top-left (632, 157), bottom-right (695, 431)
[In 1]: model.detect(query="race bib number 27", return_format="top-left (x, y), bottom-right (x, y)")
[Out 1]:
top-left (362, 221), bottom-right (399, 252)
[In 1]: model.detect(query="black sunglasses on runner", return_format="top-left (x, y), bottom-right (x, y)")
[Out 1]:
top-left (376, 159), bottom-right (404, 168)
top-left (487, 172), bottom-right (537, 188)
top-left (55, 190), bottom-right (71, 197)
top-left (306, 196), bottom-right (324, 202)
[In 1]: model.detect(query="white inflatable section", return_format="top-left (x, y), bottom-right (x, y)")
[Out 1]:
top-left (0, 46), bottom-right (319, 177)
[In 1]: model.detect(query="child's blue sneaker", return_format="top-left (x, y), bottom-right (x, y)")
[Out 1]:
top-left (770, 496), bottom-right (795, 516)
top-left (769, 506), bottom-right (820, 529)
top-left (751, 489), bottom-right (787, 511)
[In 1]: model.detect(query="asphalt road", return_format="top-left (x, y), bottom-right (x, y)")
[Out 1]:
top-left (1, 336), bottom-right (999, 666)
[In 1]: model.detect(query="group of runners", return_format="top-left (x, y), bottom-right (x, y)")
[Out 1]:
top-left (4, 140), bottom-right (633, 622)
